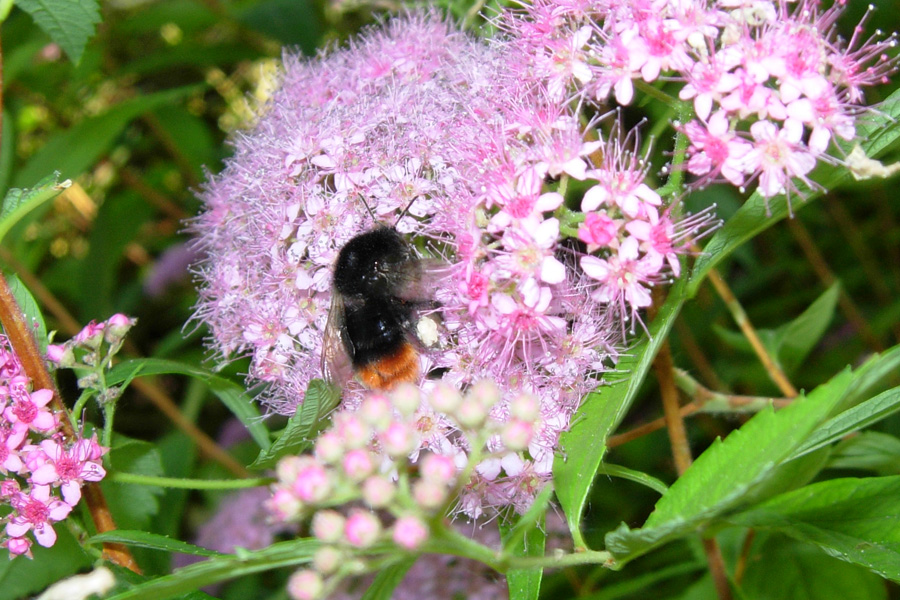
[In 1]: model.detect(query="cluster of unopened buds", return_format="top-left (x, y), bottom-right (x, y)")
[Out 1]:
top-left (0, 334), bottom-right (107, 559)
top-left (47, 313), bottom-right (136, 403)
top-left (268, 380), bottom-right (541, 600)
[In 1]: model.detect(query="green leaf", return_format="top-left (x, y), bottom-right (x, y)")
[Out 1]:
top-left (791, 384), bottom-right (900, 460)
top-left (89, 531), bottom-right (223, 557)
top-left (505, 521), bottom-right (546, 600)
top-left (102, 437), bottom-right (165, 531)
top-left (107, 358), bottom-right (271, 451)
top-left (0, 172), bottom-right (68, 245)
top-left (831, 345), bottom-right (900, 413)
top-left (360, 558), bottom-right (416, 600)
top-left (78, 192), bottom-right (154, 319)
top-left (3, 274), bottom-right (48, 353)
top-left (554, 278), bottom-right (686, 548)
top-left (687, 88), bottom-right (900, 298)
top-left (14, 0), bottom-right (100, 64)
top-left (729, 476), bottom-right (900, 582)
top-left (772, 282), bottom-right (840, 373)
top-left (579, 562), bottom-right (704, 600)
top-left (236, 0), bottom-right (323, 54)
top-left (0, 109), bottom-right (14, 195)
top-left (597, 464), bottom-right (669, 496)
top-left (500, 488), bottom-right (551, 600)
top-left (104, 539), bottom-right (319, 600)
top-left (604, 365), bottom-right (853, 568)
top-left (12, 85), bottom-right (203, 189)
top-left (741, 533), bottom-right (887, 600)
top-left (828, 432), bottom-right (900, 475)
top-left (250, 379), bottom-right (340, 470)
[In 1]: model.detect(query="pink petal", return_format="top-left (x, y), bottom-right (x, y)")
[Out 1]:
top-left (32, 523), bottom-right (57, 548)
top-left (61, 481), bottom-right (83, 506)
top-left (30, 463), bottom-right (59, 486)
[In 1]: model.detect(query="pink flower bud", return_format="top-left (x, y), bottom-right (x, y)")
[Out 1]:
top-left (359, 393), bottom-right (393, 430)
top-left (420, 453), bottom-right (456, 484)
top-left (45, 344), bottom-right (74, 367)
top-left (455, 397), bottom-right (488, 428)
top-left (105, 313), bottom-right (136, 343)
top-left (314, 431), bottom-right (343, 464)
top-left (344, 509), bottom-right (381, 548)
top-left (287, 459), bottom-right (331, 504)
top-left (412, 480), bottom-right (447, 510)
top-left (342, 449), bottom-right (374, 481)
top-left (311, 510), bottom-right (345, 543)
top-left (392, 515), bottom-right (429, 550)
top-left (429, 382), bottom-right (462, 413)
top-left (333, 414), bottom-right (371, 450)
top-left (468, 380), bottom-right (500, 410)
top-left (389, 382), bottom-right (421, 416)
top-left (361, 476), bottom-right (395, 508)
top-left (510, 393), bottom-right (540, 422)
top-left (266, 487), bottom-right (303, 521)
top-left (74, 321), bottom-right (105, 349)
top-left (3, 536), bottom-right (32, 558)
top-left (379, 421), bottom-right (416, 458)
top-left (501, 419), bottom-right (535, 451)
top-left (287, 569), bottom-right (324, 600)
top-left (312, 546), bottom-right (342, 574)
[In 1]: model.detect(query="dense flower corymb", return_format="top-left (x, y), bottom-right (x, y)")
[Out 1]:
top-left (191, 8), bottom-right (714, 517)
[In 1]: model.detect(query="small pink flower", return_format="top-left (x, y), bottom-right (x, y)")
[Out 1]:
top-left (3, 388), bottom-right (57, 434)
top-left (744, 120), bottom-right (817, 199)
top-left (6, 485), bottom-right (72, 548)
top-left (28, 436), bottom-right (107, 506)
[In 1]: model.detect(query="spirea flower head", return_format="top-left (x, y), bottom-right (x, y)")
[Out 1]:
top-left (192, 10), bottom-right (716, 516)
top-left (0, 334), bottom-right (108, 559)
top-left (497, 0), bottom-right (898, 200)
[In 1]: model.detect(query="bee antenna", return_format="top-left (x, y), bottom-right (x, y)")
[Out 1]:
top-left (393, 197), bottom-right (419, 227)
top-left (360, 197), bottom-right (378, 224)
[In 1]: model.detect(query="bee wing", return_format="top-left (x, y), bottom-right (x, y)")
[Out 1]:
top-left (321, 293), bottom-right (354, 388)
top-left (393, 258), bottom-right (449, 303)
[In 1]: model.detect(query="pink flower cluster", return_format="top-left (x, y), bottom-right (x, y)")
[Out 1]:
top-left (192, 9), bottom-right (719, 516)
top-left (500, 0), bottom-right (897, 199)
top-left (0, 336), bottom-right (107, 559)
top-left (269, 382), bottom-right (541, 598)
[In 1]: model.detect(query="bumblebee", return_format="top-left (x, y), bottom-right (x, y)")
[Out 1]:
top-left (322, 225), bottom-right (436, 390)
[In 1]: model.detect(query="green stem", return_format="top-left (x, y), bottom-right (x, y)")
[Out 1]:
top-left (110, 472), bottom-right (273, 490)
top-left (426, 522), bottom-right (612, 573)
top-left (505, 549), bottom-right (612, 571)
top-left (70, 388), bottom-right (95, 429)
top-left (102, 400), bottom-right (116, 449)
top-left (425, 523), bottom-right (500, 566)
top-left (557, 205), bottom-right (584, 238)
